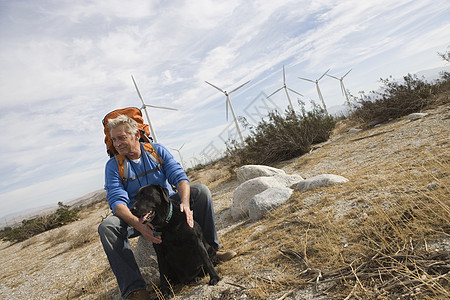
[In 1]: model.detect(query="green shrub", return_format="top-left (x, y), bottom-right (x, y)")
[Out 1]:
top-left (226, 105), bottom-right (336, 165)
top-left (55, 201), bottom-right (79, 223)
top-left (0, 202), bottom-right (79, 243)
top-left (350, 72), bottom-right (450, 126)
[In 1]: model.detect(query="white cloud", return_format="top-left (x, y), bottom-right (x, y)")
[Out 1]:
top-left (47, 0), bottom-right (156, 22)
top-left (179, 0), bottom-right (241, 29)
top-left (1, 0), bottom-right (449, 220)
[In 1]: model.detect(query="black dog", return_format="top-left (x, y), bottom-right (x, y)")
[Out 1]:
top-left (131, 184), bottom-right (220, 297)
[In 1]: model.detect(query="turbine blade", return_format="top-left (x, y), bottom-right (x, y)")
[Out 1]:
top-left (317, 69), bottom-right (330, 81)
top-left (268, 87), bottom-right (283, 97)
top-left (326, 74), bottom-right (340, 80)
top-left (342, 68), bottom-right (352, 78)
top-left (287, 87), bottom-right (303, 96)
top-left (229, 80), bottom-right (250, 94)
top-left (298, 77), bottom-right (315, 83)
top-left (205, 81), bottom-right (225, 93)
top-left (282, 65), bottom-right (286, 84)
top-left (131, 75), bottom-right (145, 105)
top-left (145, 104), bottom-right (178, 111)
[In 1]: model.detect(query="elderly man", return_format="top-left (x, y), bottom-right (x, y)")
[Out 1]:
top-left (98, 114), bottom-right (234, 299)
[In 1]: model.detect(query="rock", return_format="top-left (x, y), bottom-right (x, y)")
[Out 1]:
top-left (297, 174), bottom-right (349, 191)
top-left (248, 187), bottom-right (293, 220)
top-left (134, 236), bottom-right (157, 267)
top-left (232, 174), bottom-right (302, 219)
top-left (348, 128), bottom-right (362, 134)
top-left (133, 236), bottom-right (160, 283)
top-left (236, 165), bottom-right (286, 183)
top-left (408, 113), bottom-right (428, 120)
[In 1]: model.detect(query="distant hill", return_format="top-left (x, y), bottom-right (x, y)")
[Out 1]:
top-left (415, 65), bottom-right (450, 81)
top-left (0, 189), bottom-right (106, 229)
top-left (66, 189), bottom-right (106, 208)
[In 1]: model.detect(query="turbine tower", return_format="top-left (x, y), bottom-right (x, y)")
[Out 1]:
top-left (170, 143), bottom-right (186, 170)
top-left (131, 75), bottom-right (178, 143)
top-left (268, 65), bottom-right (303, 113)
top-left (327, 69), bottom-right (352, 109)
top-left (298, 69), bottom-right (330, 114)
top-left (205, 80), bottom-right (250, 144)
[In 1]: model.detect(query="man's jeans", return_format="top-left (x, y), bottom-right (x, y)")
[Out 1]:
top-left (97, 184), bottom-right (219, 298)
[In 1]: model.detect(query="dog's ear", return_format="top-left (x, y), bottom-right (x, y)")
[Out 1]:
top-left (158, 185), bottom-right (170, 203)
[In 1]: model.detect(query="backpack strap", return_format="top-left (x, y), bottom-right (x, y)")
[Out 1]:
top-left (114, 143), bottom-right (164, 186)
top-left (143, 143), bottom-right (164, 167)
top-left (114, 155), bottom-right (128, 187)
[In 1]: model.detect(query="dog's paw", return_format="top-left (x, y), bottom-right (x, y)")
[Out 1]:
top-left (208, 276), bottom-right (221, 286)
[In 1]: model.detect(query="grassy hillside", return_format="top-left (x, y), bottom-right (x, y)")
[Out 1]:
top-left (0, 72), bottom-right (448, 299)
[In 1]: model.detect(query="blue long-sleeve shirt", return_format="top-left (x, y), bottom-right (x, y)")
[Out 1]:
top-left (104, 143), bottom-right (189, 213)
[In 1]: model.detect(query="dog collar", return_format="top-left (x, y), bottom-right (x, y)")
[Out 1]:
top-left (165, 202), bottom-right (173, 223)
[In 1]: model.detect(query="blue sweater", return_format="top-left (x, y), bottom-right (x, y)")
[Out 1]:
top-left (104, 143), bottom-right (189, 213)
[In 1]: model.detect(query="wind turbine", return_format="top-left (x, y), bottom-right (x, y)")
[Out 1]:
top-left (298, 69), bottom-right (330, 114)
top-left (170, 143), bottom-right (186, 170)
top-left (205, 80), bottom-right (250, 144)
top-left (326, 69), bottom-right (352, 109)
top-left (131, 75), bottom-right (178, 143)
top-left (268, 65), bottom-right (303, 113)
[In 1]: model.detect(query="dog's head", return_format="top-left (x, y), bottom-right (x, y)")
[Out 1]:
top-left (131, 184), bottom-right (170, 225)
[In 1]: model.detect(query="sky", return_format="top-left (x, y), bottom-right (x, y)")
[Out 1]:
top-left (0, 0), bottom-right (449, 222)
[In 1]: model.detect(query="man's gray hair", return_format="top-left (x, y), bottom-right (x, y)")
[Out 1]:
top-left (107, 115), bottom-right (139, 135)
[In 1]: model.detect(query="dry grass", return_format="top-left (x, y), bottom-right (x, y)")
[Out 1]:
top-left (47, 227), bottom-right (70, 247)
top-left (187, 159), bottom-right (236, 190)
top-left (65, 266), bottom-right (116, 299)
top-left (217, 107), bottom-right (450, 299)
top-left (219, 180), bottom-right (448, 297)
top-left (67, 225), bottom-right (98, 249)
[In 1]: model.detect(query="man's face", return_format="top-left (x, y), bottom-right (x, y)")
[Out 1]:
top-left (110, 125), bottom-right (139, 157)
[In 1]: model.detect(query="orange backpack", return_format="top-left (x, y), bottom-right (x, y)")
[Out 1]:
top-left (102, 107), bottom-right (164, 185)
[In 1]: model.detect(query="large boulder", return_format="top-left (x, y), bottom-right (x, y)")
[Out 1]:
top-left (232, 174), bottom-right (302, 219)
top-left (236, 165), bottom-right (286, 183)
top-left (297, 174), bottom-right (349, 191)
top-left (248, 187), bottom-right (293, 220)
top-left (133, 237), bottom-right (160, 283)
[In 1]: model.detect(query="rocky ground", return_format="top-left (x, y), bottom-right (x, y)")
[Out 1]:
top-left (0, 103), bottom-right (448, 299)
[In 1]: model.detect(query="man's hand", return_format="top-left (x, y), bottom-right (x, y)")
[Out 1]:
top-left (138, 222), bottom-right (162, 244)
top-left (114, 204), bottom-right (162, 244)
top-left (180, 202), bottom-right (194, 228)
top-left (177, 180), bottom-right (194, 228)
